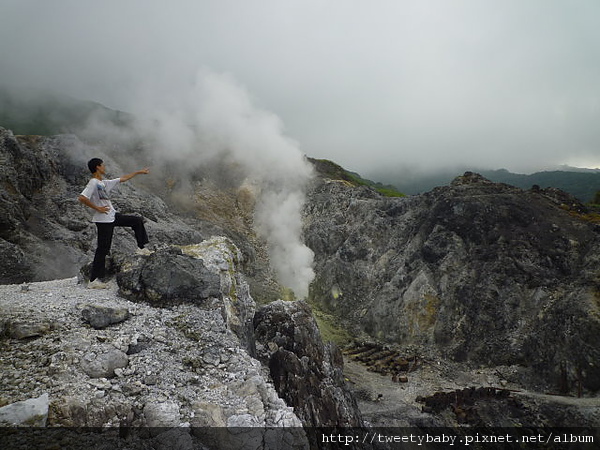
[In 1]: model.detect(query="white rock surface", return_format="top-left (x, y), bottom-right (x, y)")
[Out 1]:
top-left (0, 239), bottom-right (308, 448)
top-left (0, 393), bottom-right (49, 426)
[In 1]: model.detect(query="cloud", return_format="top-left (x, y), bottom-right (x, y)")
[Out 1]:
top-left (1, 0), bottom-right (599, 178)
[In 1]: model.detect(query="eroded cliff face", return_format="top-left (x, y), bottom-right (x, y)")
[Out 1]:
top-left (0, 127), bottom-right (203, 284)
top-left (305, 172), bottom-right (600, 393)
top-left (253, 300), bottom-right (363, 429)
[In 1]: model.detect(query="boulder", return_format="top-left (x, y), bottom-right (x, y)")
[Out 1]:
top-left (81, 304), bottom-right (130, 329)
top-left (80, 346), bottom-right (129, 378)
top-left (2, 318), bottom-right (56, 339)
top-left (116, 246), bottom-right (221, 305)
top-left (0, 393), bottom-right (49, 426)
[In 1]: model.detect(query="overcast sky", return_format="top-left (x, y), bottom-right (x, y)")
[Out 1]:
top-left (1, 0), bottom-right (599, 176)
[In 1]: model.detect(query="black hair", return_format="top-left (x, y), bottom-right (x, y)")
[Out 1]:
top-left (87, 158), bottom-right (103, 174)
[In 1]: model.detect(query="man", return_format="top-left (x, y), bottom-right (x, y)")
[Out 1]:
top-left (78, 158), bottom-right (150, 285)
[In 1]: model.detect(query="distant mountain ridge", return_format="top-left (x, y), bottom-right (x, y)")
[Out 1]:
top-left (481, 168), bottom-right (600, 203)
top-left (375, 167), bottom-right (600, 203)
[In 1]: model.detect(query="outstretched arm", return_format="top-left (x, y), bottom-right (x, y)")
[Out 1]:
top-left (120, 167), bottom-right (150, 183)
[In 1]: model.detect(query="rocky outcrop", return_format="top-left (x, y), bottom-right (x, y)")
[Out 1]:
top-left (0, 239), bottom-right (316, 448)
top-left (116, 238), bottom-right (257, 349)
top-left (1, 234), bottom-right (369, 448)
top-left (254, 300), bottom-right (364, 428)
top-left (305, 172), bottom-right (600, 393)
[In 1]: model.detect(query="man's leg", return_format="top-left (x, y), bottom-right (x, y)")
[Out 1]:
top-left (90, 222), bottom-right (115, 281)
top-left (114, 213), bottom-right (149, 249)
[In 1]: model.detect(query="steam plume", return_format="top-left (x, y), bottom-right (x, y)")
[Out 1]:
top-left (105, 69), bottom-right (315, 298)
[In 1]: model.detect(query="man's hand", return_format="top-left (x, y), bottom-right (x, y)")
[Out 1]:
top-left (78, 195), bottom-right (110, 213)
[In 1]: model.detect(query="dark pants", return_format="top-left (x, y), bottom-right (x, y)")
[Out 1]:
top-left (90, 213), bottom-right (149, 281)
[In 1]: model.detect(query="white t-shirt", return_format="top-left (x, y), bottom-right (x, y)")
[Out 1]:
top-left (80, 178), bottom-right (121, 223)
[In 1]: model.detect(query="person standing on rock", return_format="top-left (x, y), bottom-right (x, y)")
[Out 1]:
top-left (78, 158), bottom-right (150, 286)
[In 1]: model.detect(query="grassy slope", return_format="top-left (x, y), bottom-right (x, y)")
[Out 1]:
top-left (307, 157), bottom-right (405, 197)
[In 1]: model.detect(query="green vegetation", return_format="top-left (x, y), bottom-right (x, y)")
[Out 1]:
top-left (309, 302), bottom-right (353, 346)
top-left (565, 209), bottom-right (600, 225)
top-left (307, 157), bottom-right (405, 197)
top-left (484, 169), bottom-right (600, 204)
top-left (346, 172), bottom-right (406, 197)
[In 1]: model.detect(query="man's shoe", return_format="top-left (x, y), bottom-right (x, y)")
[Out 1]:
top-left (88, 279), bottom-right (109, 289)
top-left (136, 247), bottom-right (153, 256)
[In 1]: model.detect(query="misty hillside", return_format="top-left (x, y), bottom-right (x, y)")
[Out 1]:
top-left (0, 85), bottom-right (133, 136)
top-left (482, 168), bottom-right (600, 203)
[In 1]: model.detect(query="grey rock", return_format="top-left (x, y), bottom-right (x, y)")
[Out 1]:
top-left (254, 299), bottom-right (364, 428)
top-left (81, 304), bottom-right (130, 329)
top-left (116, 246), bottom-right (222, 305)
top-left (143, 401), bottom-right (181, 428)
top-left (116, 237), bottom-right (257, 348)
top-left (0, 393), bottom-right (49, 426)
top-left (191, 401), bottom-right (226, 427)
top-left (227, 413), bottom-right (261, 427)
top-left (304, 172), bottom-right (600, 392)
top-left (3, 319), bottom-right (56, 339)
top-left (80, 347), bottom-right (129, 378)
top-left (0, 240), bottom-right (33, 284)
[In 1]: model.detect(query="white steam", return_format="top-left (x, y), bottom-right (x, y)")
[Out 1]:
top-left (255, 189), bottom-right (315, 299)
top-left (122, 69), bottom-right (315, 298)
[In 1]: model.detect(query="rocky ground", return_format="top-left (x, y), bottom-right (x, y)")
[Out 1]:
top-left (0, 277), bottom-right (296, 426)
top-left (0, 239), bottom-right (313, 450)
top-left (344, 352), bottom-right (600, 429)
top-left (3, 273), bottom-right (599, 448)
top-left (0, 237), bottom-right (367, 450)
